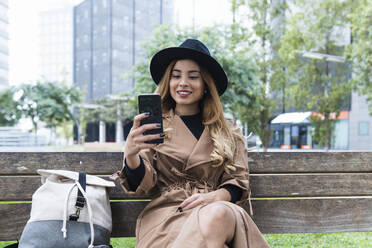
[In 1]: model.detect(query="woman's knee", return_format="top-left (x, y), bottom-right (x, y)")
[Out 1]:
top-left (204, 203), bottom-right (233, 222)
top-left (199, 202), bottom-right (235, 236)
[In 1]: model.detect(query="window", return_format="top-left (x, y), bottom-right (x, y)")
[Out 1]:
top-left (358, 121), bottom-right (369, 136)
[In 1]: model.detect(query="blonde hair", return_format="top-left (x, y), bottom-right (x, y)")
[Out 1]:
top-left (155, 60), bottom-right (246, 174)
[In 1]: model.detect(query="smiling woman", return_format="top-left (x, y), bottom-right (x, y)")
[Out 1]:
top-left (112, 39), bottom-right (270, 248)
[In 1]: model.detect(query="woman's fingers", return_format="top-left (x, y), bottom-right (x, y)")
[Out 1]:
top-left (178, 192), bottom-right (219, 211)
top-left (131, 123), bottom-right (162, 137)
top-left (132, 113), bottom-right (150, 129)
top-left (134, 133), bottom-right (164, 143)
top-left (179, 194), bottom-right (201, 210)
top-left (182, 198), bottom-right (204, 211)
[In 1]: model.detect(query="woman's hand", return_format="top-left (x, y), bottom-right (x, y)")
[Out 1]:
top-left (124, 112), bottom-right (163, 169)
top-left (178, 188), bottom-right (231, 211)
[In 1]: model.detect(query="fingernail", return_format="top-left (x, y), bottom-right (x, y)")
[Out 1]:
top-left (156, 123), bottom-right (161, 127)
top-left (160, 133), bottom-right (165, 137)
top-left (177, 207), bottom-right (183, 212)
top-left (144, 112), bottom-right (150, 115)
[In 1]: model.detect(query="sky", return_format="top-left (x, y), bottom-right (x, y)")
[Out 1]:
top-left (8, 0), bottom-right (232, 86)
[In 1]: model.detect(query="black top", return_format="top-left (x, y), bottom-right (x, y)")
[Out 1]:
top-left (179, 112), bottom-right (204, 140)
top-left (125, 112), bottom-right (242, 203)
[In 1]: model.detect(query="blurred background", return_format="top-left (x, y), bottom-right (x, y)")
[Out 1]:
top-left (0, 0), bottom-right (371, 152)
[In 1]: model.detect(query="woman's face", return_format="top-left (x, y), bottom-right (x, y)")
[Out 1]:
top-left (169, 59), bottom-right (205, 115)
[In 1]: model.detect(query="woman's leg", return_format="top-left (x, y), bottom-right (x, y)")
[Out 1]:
top-left (198, 202), bottom-right (236, 248)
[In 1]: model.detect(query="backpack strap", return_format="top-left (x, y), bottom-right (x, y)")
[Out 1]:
top-left (69, 172), bottom-right (86, 221)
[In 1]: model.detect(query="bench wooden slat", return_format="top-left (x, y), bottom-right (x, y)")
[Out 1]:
top-left (250, 173), bottom-right (372, 197)
top-left (252, 198), bottom-right (372, 233)
top-left (0, 203), bottom-right (31, 241)
top-left (0, 152), bottom-right (123, 175)
top-left (1, 152), bottom-right (372, 175)
top-left (2, 198), bottom-right (372, 241)
top-left (249, 152), bottom-right (372, 173)
top-left (3, 172), bottom-right (372, 201)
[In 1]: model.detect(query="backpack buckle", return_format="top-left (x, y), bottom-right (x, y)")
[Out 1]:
top-left (69, 207), bottom-right (81, 221)
top-left (75, 195), bottom-right (86, 208)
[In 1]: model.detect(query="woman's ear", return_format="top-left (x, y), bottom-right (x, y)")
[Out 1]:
top-left (204, 84), bottom-right (209, 95)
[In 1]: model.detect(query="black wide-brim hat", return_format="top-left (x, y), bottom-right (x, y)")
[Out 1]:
top-left (150, 39), bottom-right (228, 96)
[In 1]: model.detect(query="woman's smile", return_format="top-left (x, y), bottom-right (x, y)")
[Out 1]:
top-left (176, 90), bottom-right (192, 97)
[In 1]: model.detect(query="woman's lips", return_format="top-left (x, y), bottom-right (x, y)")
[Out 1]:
top-left (177, 90), bottom-right (192, 97)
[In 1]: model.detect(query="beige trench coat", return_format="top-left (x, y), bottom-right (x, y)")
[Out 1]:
top-left (115, 110), bottom-right (270, 248)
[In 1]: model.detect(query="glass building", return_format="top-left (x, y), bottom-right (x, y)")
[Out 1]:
top-left (0, 0), bottom-right (8, 90)
top-left (73, 0), bottom-right (174, 102)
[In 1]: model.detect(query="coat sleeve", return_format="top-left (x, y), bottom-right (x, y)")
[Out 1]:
top-left (113, 148), bottom-right (158, 196)
top-left (218, 132), bottom-right (250, 206)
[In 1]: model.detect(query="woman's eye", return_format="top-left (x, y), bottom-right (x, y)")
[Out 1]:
top-left (190, 76), bottom-right (199, 80)
top-left (172, 75), bottom-right (180, 79)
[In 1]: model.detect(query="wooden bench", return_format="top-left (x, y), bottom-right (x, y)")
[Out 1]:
top-left (1, 152), bottom-right (372, 241)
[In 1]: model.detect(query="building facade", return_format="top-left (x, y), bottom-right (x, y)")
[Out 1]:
top-left (39, 6), bottom-right (74, 85)
top-left (348, 92), bottom-right (372, 150)
top-left (0, 0), bottom-right (8, 90)
top-left (73, 0), bottom-right (174, 102)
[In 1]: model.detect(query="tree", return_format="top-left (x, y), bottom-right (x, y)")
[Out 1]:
top-left (346, 0), bottom-right (372, 114)
top-left (18, 82), bottom-right (81, 144)
top-left (229, 0), bottom-right (289, 151)
top-left (0, 87), bottom-right (22, 126)
top-left (18, 84), bottom-right (43, 143)
top-left (280, 0), bottom-right (352, 150)
top-left (36, 82), bottom-right (81, 143)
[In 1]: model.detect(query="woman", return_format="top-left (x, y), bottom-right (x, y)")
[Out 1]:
top-left (113, 39), bottom-right (270, 248)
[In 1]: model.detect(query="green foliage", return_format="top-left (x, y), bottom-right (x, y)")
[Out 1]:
top-left (0, 87), bottom-right (22, 126)
top-left (17, 82), bottom-right (81, 137)
top-left (36, 81), bottom-right (81, 128)
top-left (229, 0), bottom-right (288, 150)
top-left (18, 84), bottom-right (43, 135)
top-left (280, 0), bottom-right (352, 150)
top-left (346, 0), bottom-right (372, 115)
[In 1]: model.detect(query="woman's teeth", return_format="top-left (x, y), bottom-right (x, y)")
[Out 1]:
top-left (178, 91), bottom-right (191, 95)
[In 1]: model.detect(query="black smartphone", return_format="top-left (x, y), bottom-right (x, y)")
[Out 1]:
top-left (138, 93), bottom-right (164, 144)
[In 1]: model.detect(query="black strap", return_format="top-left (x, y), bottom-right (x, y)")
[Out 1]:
top-left (76, 172), bottom-right (87, 208)
top-left (69, 172), bottom-right (86, 221)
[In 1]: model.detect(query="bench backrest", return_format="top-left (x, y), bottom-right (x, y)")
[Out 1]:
top-left (0, 152), bottom-right (371, 241)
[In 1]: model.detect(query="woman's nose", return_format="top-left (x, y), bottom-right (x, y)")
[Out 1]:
top-left (179, 77), bottom-right (188, 86)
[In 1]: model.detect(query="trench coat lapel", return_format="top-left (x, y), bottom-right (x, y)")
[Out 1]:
top-left (185, 126), bottom-right (213, 170)
top-left (153, 110), bottom-right (213, 170)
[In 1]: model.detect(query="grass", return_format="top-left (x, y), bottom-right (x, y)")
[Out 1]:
top-left (2, 233), bottom-right (372, 248)
top-left (264, 233), bottom-right (372, 248)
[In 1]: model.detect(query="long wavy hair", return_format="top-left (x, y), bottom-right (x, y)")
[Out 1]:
top-left (155, 59), bottom-right (246, 174)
